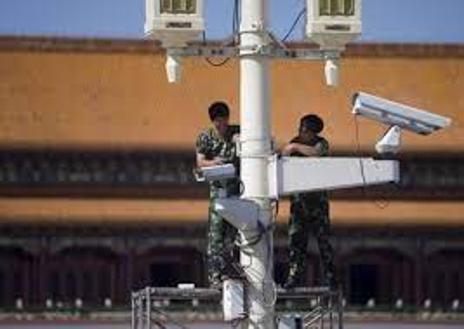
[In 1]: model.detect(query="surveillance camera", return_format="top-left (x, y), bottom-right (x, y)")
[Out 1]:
top-left (324, 59), bottom-right (339, 87)
top-left (194, 164), bottom-right (236, 182)
top-left (165, 54), bottom-right (182, 84)
top-left (352, 92), bottom-right (451, 135)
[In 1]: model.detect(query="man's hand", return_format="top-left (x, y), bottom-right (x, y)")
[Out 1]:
top-left (281, 143), bottom-right (298, 156)
top-left (281, 143), bottom-right (320, 157)
top-left (197, 153), bottom-right (225, 168)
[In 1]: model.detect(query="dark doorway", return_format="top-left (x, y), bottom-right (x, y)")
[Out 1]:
top-left (64, 271), bottom-right (77, 300)
top-left (349, 264), bottom-right (378, 305)
top-left (150, 263), bottom-right (186, 287)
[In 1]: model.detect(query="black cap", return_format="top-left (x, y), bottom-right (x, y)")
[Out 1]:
top-left (208, 102), bottom-right (230, 121)
top-left (299, 114), bottom-right (324, 134)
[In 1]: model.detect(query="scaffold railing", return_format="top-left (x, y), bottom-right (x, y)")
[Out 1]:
top-left (131, 286), bottom-right (343, 329)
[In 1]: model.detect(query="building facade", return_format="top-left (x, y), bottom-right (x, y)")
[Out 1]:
top-left (0, 36), bottom-right (463, 309)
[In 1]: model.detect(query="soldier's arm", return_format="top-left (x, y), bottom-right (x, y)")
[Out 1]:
top-left (281, 143), bottom-right (319, 156)
top-left (289, 143), bottom-right (318, 156)
top-left (282, 139), bottom-right (329, 157)
top-left (195, 132), bottom-right (224, 168)
top-left (196, 153), bottom-right (224, 168)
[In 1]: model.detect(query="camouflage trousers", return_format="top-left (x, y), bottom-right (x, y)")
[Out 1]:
top-left (287, 196), bottom-right (337, 287)
top-left (206, 196), bottom-right (238, 286)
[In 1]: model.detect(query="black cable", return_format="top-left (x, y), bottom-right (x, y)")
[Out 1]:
top-left (282, 8), bottom-right (306, 42)
top-left (353, 115), bottom-right (391, 209)
top-left (232, 0), bottom-right (240, 36)
top-left (202, 30), bottom-right (207, 45)
top-left (202, 2), bottom-right (236, 68)
top-left (205, 57), bottom-right (232, 67)
top-left (202, 31), bottom-right (231, 67)
top-left (232, 0), bottom-right (237, 33)
top-left (353, 115), bottom-right (367, 187)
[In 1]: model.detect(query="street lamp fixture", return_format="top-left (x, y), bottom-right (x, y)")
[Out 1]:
top-left (306, 0), bottom-right (362, 86)
top-left (145, 0), bottom-right (205, 83)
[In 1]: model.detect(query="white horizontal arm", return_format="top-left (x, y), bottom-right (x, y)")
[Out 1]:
top-left (268, 157), bottom-right (400, 198)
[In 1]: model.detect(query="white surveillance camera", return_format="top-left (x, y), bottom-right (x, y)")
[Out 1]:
top-left (194, 164), bottom-right (236, 182)
top-left (352, 92), bottom-right (451, 135)
top-left (165, 53), bottom-right (182, 84)
top-left (324, 58), bottom-right (339, 87)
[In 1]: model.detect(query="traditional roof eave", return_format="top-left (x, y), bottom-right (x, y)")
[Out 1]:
top-left (1, 35), bottom-right (464, 58)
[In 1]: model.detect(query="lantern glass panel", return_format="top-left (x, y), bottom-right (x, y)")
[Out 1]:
top-left (161, 0), bottom-right (196, 14)
top-left (319, 0), bottom-right (355, 16)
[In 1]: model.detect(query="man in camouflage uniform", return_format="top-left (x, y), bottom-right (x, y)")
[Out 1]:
top-left (196, 102), bottom-right (240, 288)
top-left (281, 114), bottom-right (337, 289)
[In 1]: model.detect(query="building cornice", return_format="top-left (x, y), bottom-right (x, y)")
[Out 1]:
top-left (0, 35), bottom-right (464, 58)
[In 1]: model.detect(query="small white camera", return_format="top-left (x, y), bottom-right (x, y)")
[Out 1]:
top-left (352, 92), bottom-right (452, 135)
top-left (145, 0), bottom-right (205, 83)
top-left (194, 164), bottom-right (236, 182)
top-left (324, 58), bottom-right (339, 87)
top-left (165, 52), bottom-right (182, 84)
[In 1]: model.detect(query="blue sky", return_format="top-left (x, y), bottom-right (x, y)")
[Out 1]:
top-left (0, 0), bottom-right (463, 43)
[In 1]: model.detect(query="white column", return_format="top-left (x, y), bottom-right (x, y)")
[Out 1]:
top-left (239, 0), bottom-right (275, 327)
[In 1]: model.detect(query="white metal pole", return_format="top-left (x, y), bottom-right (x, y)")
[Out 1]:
top-left (239, 0), bottom-right (275, 327)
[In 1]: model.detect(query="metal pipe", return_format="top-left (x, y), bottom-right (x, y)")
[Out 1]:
top-left (146, 287), bottom-right (151, 329)
top-left (338, 290), bottom-right (344, 329)
top-left (131, 293), bottom-right (136, 329)
top-left (239, 0), bottom-right (275, 327)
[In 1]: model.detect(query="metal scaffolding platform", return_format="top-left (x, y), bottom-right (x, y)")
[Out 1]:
top-left (131, 286), bottom-right (343, 329)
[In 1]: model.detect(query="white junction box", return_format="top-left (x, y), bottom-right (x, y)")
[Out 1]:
top-left (306, 0), bottom-right (362, 50)
top-left (268, 156), bottom-right (399, 198)
top-left (223, 279), bottom-right (245, 322)
top-left (145, 0), bottom-right (204, 47)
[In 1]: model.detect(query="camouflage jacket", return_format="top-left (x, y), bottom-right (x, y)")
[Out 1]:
top-left (196, 125), bottom-right (240, 164)
top-left (289, 135), bottom-right (329, 206)
top-left (289, 135), bottom-right (329, 158)
top-left (196, 125), bottom-right (240, 196)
